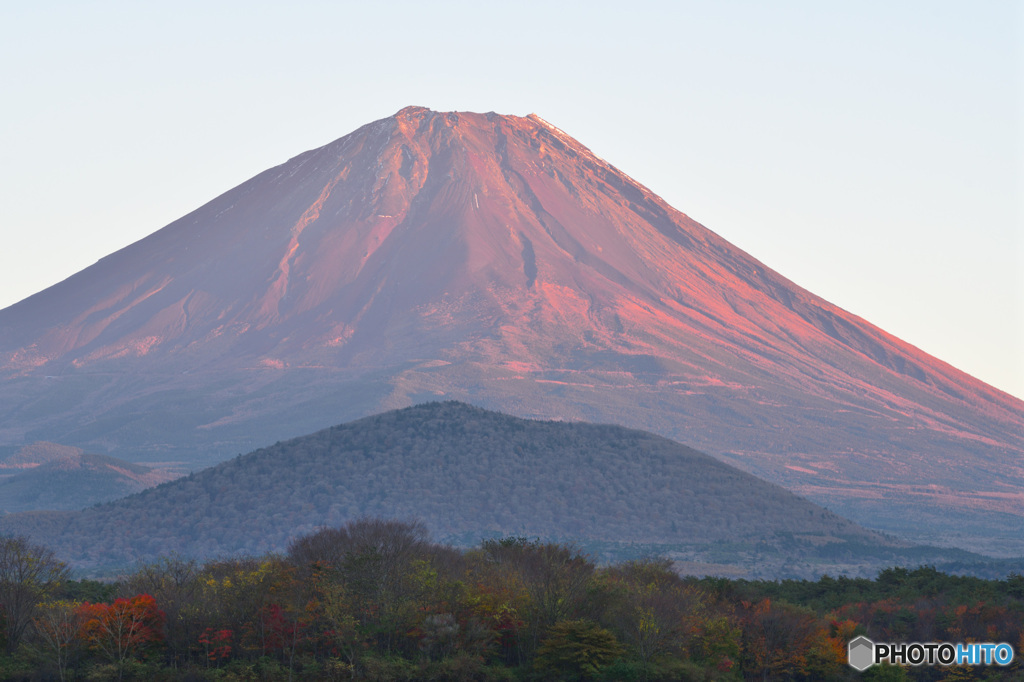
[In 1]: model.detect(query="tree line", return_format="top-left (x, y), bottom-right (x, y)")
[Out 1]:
top-left (0, 520), bottom-right (1020, 681)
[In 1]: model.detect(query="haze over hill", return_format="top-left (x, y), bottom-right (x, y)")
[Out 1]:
top-left (0, 442), bottom-right (179, 512)
top-left (0, 107), bottom-right (1021, 553)
top-left (0, 402), bottom-right (976, 578)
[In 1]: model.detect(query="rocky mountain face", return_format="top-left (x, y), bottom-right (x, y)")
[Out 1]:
top-left (1, 107), bottom-right (1021, 553)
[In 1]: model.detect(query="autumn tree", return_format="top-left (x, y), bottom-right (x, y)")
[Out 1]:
top-left (288, 518), bottom-right (434, 657)
top-left (121, 554), bottom-right (201, 668)
top-left (476, 537), bottom-right (595, 662)
top-left (596, 559), bottom-right (707, 673)
top-left (534, 619), bottom-right (624, 681)
top-left (195, 556), bottom-right (296, 660)
top-left (30, 599), bottom-right (83, 682)
top-left (450, 554), bottom-right (529, 666)
top-left (739, 598), bottom-right (821, 681)
top-left (77, 593), bottom-right (165, 677)
top-left (304, 571), bottom-right (360, 667)
top-left (0, 534), bottom-right (69, 652)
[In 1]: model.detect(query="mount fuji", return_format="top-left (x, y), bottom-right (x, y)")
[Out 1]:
top-left (1, 107), bottom-right (1021, 553)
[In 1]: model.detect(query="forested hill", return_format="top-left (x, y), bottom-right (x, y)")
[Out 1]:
top-left (0, 443), bottom-right (179, 512)
top-left (0, 402), bottom-right (963, 575)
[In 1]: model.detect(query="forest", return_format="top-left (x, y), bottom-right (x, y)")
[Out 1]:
top-left (0, 519), bottom-right (1020, 681)
top-left (5, 402), bottom-right (993, 580)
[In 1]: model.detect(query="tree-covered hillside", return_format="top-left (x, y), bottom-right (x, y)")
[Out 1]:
top-left (0, 403), bottom-right (975, 576)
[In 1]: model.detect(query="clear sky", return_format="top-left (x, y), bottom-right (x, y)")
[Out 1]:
top-left (1, 1), bottom-right (1021, 399)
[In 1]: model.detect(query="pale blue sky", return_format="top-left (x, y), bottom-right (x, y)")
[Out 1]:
top-left (1, 1), bottom-right (1021, 399)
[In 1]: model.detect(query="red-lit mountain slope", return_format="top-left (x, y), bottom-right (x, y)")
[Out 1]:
top-left (1, 107), bottom-right (1021, 553)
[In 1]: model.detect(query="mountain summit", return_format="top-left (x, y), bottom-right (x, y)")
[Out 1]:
top-left (1, 107), bottom-right (1021, 552)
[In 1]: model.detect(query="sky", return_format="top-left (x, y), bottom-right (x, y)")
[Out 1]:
top-left (1, 1), bottom-right (1021, 399)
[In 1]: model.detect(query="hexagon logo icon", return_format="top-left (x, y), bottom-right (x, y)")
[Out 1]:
top-left (848, 635), bottom-right (875, 671)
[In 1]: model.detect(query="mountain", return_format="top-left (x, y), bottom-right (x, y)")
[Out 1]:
top-left (0, 107), bottom-right (1021, 553)
top-left (0, 442), bottom-right (179, 512)
top-left (0, 402), bottom-right (973, 578)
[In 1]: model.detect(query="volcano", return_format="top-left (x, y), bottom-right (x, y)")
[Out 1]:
top-left (1, 107), bottom-right (1021, 553)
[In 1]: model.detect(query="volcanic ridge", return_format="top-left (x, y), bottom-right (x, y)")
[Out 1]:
top-left (0, 107), bottom-right (1021, 554)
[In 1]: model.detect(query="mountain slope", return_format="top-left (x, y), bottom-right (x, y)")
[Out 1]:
top-left (0, 402), bottom-right (946, 578)
top-left (0, 107), bottom-right (1021, 552)
top-left (0, 442), bottom-right (179, 512)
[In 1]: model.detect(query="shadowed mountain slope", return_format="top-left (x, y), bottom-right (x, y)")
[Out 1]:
top-left (0, 402), bottom-right (961, 578)
top-left (0, 442), bottom-right (179, 512)
top-left (0, 107), bottom-right (1021, 552)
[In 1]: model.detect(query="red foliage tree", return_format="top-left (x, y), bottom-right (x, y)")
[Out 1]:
top-left (76, 594), bottom-right (165, 671)
top-left (197, 627), bottom-right (233, 664)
